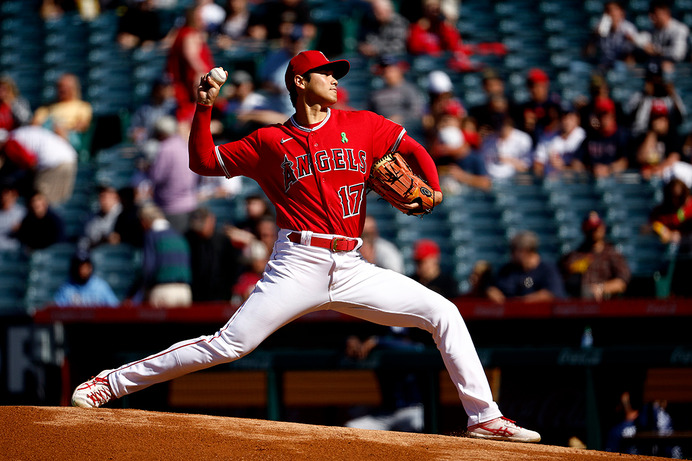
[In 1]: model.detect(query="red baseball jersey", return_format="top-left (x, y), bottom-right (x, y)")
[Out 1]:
top-left (214, 108), bottom-right (406, 237)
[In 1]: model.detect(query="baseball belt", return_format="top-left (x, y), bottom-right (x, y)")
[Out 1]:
top-left (287, 232), bottom-right (359, 252)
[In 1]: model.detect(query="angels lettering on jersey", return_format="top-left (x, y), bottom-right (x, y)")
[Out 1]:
top-left (281, 147), bottom-right (367, 193)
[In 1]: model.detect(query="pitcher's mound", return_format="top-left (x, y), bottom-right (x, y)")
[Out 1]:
top-left (0, 406), bottom-right (668, 460)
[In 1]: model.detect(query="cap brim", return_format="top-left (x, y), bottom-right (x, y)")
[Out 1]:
top-left (309, 60), bottom-right (350, 80)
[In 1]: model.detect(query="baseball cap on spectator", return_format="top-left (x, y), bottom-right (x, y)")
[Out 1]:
top-left (413, 239), bottom-right (441, 261)
top-left (560, 100), bottom-right (579, 116)
top-left (441, 99), bottom-right (465, 117)
top-left (650, 99), bottom-right (669, 117)
top-left (284, 50), bottom-right (350, 92)
top-left (594, 97), bottom-right (615, 115)
top-left (582, 211), bottom-right (604, 232)
top-left (527, 68), bottom-right (549, 84)
top-left (427, 70), bottom-right (453, 94)
top-left (374, 54), bottom-right (409, 75)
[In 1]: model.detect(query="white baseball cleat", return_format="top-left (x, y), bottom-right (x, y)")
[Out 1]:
top-left (466, 417), bottom-right (541, 443)
top-left (71, 369), bottom-right (114, 408)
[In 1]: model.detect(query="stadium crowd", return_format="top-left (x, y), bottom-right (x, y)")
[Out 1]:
top-left (2, 0), bottom-right (692, 309)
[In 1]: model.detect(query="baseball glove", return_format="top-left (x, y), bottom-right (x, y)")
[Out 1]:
top-left (367, 152), bottom-right (436, 216)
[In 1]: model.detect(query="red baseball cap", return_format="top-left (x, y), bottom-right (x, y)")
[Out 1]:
top-left (594, 97), bottom-right (615, 115)
top-left (527, 68), bottom-right (549, 84)
top-left (650, 99), bottom-right (669, 117)
top-left (284, 50), bottom-right (350, 92)
top-left (413, 239), bottom-right (441, 261)
top-left (582, 211), bottom-right (604, 232)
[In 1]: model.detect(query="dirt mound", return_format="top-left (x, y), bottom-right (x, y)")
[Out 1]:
top-left (0, 406), bottom-right (668, 460)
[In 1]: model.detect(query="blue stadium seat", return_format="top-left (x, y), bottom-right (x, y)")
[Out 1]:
top-left (26, 243), bottom-right (77, 309)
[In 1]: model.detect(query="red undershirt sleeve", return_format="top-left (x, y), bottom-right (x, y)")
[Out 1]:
top-left (188, 104), bottom-right (224, 176)
top-left (396, 134), bottom-right (441, 192)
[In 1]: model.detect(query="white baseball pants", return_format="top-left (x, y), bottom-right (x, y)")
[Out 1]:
top-left (106, 229), bottom-right (502, 426)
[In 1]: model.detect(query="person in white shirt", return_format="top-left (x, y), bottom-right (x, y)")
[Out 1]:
top-left (534, 103), bottom-right (587, 177)
top-left (594, 0), bottom-right (642, 69)
top-left (0, 126), bottom-right (77, 204)
top-left (0, 181), bottom-right (25, 250)
top-left (640, 0), bottom-right (690, 74)
top-left (479, 116), bottom-right (532, 181)
top-left (360, 215), bottom-right (405, 273)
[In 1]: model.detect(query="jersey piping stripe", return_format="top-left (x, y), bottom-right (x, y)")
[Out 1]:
top-left (289, 108), bottom-right (332, 132)
top-left (214, 145), bottom-right (231, 178)
top-left (389, 128), bottom-right (407, 153)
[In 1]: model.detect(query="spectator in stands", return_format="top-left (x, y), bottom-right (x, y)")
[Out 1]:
top-left (216, 0), bottom-right (261, 48)
top-left (624, 61), bottom-right (685, 138)
top-left (468, 69), bottom-right (511, 138)
top-left (577, 97), bottom-right (630, 178)
top-left (165, 5), bottom-right (215, 123)
top-left (407, 0), bottom-right (463, 56)
top-left (360, 215), bottom-right (405, 273)
top-left (651, 178), bottom-right (692, 298)
top-left (409, 239), bottom-right (458, 299)
top-left (147, 116), bottom-right (200, 234)
top-left (486, 231), bottom-right (566, 303)
top-left (78, 184), bottom-right (122, 251)
top-left (185, 206), bottom-right (242, 302)
top-left (634, 99), bottom-right (684, 181)
top-left (248, 0), bottom-right (315, 44)
top-left (259, 25), bottom-right (308, 115)
top-left (589, 0), bottom-right (641, 71)
top-left (253, 215), bottom-right (279, 254)
top-left (478, 115), bottom-right (532, 181)
top-left (462, 260), bottom-right (494, 298)
top-left (0, 181), bottom-right (25, 251)
top-left (135, 203), bottom-right (192, 308)
top-left (197, 0), bottom-right (226, 34)
top-left (40, 0), bottom-right (76, 20)
top-left (579, 74), bottom-right (626, 137)
top-left (0, 126), bottom-right (77, 204)
top-left (560, 211), bottom-right (631, 300)
top-left (639, 0), bottom-right (689, 75)
top-left (32, 73), bottom-right (92, 151)
top-left (128, 79), bottom-right (178, 147)
top-left (231, 239), bottom-right (270, 304)
top-left (53, 250), bottom-right (120, 307)
top-left (512, 68), bottom-right (562, 147)
top-left (111, 186), bottom-right (145, 248)
top-left (533, 102), bottom-right (587, 178)
top-left (116, 0), bottom-right (165, 50)
top-left (367, 55), bottom-right (425, 126)
top-left (344, 325), bottom-right (426, 433)
top-left (0, 75), bottom-right (32, 131)
top-left (15, 190), bottom-right (65, 251)
top-left (220, 70), bottom-right (287, 140)
top-left (237, 194), bottom-right (273, 234)
top-left (357, 0), bottom-right (410, 58)
top-left (430, 112), bottom-right (492, 192)
top-left (422, 70), bottom-right (466, 144)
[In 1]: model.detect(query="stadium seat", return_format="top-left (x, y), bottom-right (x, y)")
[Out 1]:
top-left (25, 243), bottom-right (77, 309)
top-left (90, 244), bottom-right (142, 300)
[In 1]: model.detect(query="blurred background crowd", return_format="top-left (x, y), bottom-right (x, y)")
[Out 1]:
top-left (1, 0), bottom-right (692, 311)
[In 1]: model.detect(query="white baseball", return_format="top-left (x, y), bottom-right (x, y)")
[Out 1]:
top-left (209, 67), bottom-right (227, 84)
